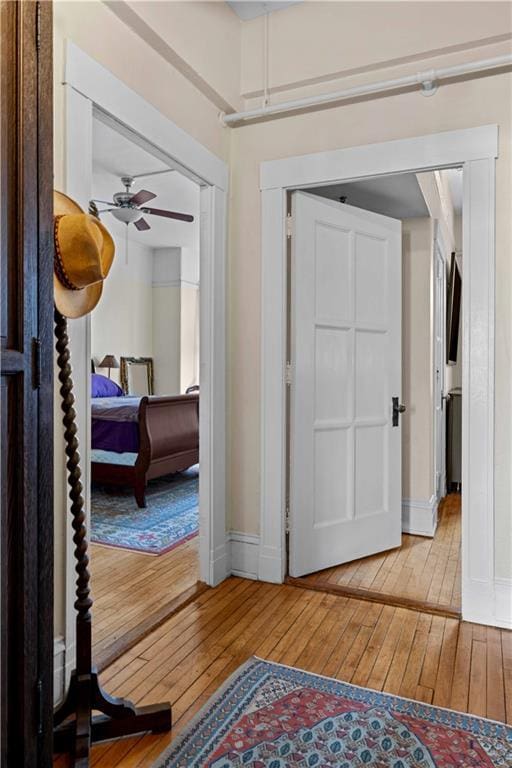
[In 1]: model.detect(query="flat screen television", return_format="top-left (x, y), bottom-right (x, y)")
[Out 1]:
top-left (447, 252), bottom-right (461, 364)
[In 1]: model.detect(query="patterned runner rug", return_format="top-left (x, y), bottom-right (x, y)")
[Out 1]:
top-left (91, 466), bottom-right (198, 555)
top-left (153, 657), bottom-right (511, 767)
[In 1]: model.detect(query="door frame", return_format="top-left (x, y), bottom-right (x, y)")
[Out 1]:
top-left (259, 125), bottom-right (504, 628)
top-left (1, 0), bottom-right (54, 762)
top-left (55, 42), bottom-right (229, 695)
top-left (433, 221), bottom-right (449, 503)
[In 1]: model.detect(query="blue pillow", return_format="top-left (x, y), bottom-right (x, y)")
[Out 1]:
top-left (91, 373), bottom-right (123, 398)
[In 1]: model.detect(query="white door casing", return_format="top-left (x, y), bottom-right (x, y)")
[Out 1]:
top-left (259, 126), bottom-right (503, 628)
top-left (434, 228), bottom-right (447, 500)
top-left (290, 192), bottom-right (402, 576)
top-left (55, 43), bottom-right (229, 702)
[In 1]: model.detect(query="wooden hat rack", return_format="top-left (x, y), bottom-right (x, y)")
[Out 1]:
top-left (52, 307), bottom-right (172, 766)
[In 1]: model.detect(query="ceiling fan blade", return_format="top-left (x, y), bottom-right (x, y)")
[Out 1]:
top-left (91, 199), bottom-right (116, 206)
top-left (142, 206), bottom-right (194, 223)
top-left (129, 189), bottom-right (157, 206)
top-left (134, 217), bottom-right (151, 231)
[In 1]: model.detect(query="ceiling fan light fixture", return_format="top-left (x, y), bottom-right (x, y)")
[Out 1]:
top-left (111, 207), bottom-right (142, 224)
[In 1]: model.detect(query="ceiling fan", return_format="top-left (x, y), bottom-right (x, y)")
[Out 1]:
top-left (90, 175), bottom-right (194, 231)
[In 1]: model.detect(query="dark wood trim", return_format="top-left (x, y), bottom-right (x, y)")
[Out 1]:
top-left (37, 1), bottom-right (56, 761)
top-left (0, 1), bottom-right (54, 765)
top-left (95, 581), bottom-right (209, 673)
top-left (53, 312), bottom-right (173, 762)
top-left (285, 577), bottom-right (462, 619)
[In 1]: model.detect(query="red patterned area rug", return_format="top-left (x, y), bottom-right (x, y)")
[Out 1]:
top-left (153, 657), bottom-right (511, 767)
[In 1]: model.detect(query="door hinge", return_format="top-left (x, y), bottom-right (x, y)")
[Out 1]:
top-left (286, 213), bottom-right (293, 239)
top-left (285, 361), bottom-right (293, 386)
top-left (32, 337), bottom-right (41, 389)
top-left (285, 502), bottom-right (290, 534)
top-left (35, 2), bottom-right (41, 53)
top-left (36, 678), bottom-right (43, 736)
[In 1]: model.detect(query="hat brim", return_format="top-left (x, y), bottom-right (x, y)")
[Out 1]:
top-left (53, 191), bottom-right (104, 318)
top-left (54, 275), bottom-right (103, 319)
top-left (54, 190), bottom-right (84, 216)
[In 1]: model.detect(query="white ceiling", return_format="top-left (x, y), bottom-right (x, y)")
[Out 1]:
top-left (309, 173), bottom-right (430, 220)
top-left (227, 1), bottom-right (302, 21)
top-left (92, 118), bottom-right (200, 250)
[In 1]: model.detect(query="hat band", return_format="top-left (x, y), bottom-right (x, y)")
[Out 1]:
top-left (54, 216), bottom-right (81, 291)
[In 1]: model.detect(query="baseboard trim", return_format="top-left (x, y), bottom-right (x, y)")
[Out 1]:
top-left (494, 578), bottom-right (512, 629)
top-left (210, 541), bottom-right (230, 586)
top-left (402, 495), bottom-right (438, 537)
top-left (229, 531), bottom-right (260, 580)
top-left (258, 545), bottom-right (285, 583)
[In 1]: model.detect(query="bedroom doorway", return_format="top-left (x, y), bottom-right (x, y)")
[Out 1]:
top-left (55, 42), bottom-right (228, 696)
top-left (285, 170), bottom-right (463, 618)
top-left (88, 116), bottom-right (205, 667)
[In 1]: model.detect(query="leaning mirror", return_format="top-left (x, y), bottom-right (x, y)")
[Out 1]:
top-left (120, 356), bottom-right (154, 395)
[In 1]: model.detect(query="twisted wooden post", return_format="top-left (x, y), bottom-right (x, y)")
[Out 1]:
top-left (54, 309), bottom-right (92, 674)
top-left (53, 308), bottom-right (171, 765)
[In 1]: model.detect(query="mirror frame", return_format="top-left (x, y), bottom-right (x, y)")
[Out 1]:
top-left (120, 356), bottom-right (154, 395)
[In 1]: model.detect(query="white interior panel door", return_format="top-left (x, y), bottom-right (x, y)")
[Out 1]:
top-left (290, 191), bottom-right (403, 577)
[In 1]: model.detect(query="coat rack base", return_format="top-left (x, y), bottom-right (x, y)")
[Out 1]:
top-left (53, 669), bottom-right (172, 760)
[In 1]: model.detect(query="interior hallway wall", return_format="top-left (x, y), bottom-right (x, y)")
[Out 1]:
top-left (229, 71), bottom-right (512, 580)
top-left (52, 3), bottom-right (512, 661)
top-left (52, 0), bottom-right (235, 690)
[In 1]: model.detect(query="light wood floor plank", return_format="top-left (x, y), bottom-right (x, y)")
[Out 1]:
top-left (53, 577), bottom-right (511, 768)
top-left (91, 537), bottom-right (200, 665)
top-left (292, 494), bottom-right (461, 614)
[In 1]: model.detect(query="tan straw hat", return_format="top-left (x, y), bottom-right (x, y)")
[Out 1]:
top-left (54, 191), bottom-right (115, 319)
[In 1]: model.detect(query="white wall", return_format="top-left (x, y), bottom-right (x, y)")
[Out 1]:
top-left (91, 237), bottom-right (154, 386)
top-left (113, 0), bottom-right (243, 112)
top-left (152, 247), bottom-right (200, 395)
top-left (180, 285), bottom-right (200, 392)
top-left (90, 232), bottom-right (200, 396)
top-left (228, 27), bottom-right (512, 583)
top-left (152, 284), bottom-right (181, 394)
top-left (53, 2), bottom-right (512, 663)
top-left (53, 0), bottom-right (223, 668)
top-left (240, 1), bottom-right (511, 100)
top-left (152, 248), bottom-right (181, 395)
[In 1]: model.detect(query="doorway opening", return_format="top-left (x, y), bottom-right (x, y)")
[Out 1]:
top-left (89, 116), bottom-right (205, 669)
top-left (285, 168), bottom-right (463, 618)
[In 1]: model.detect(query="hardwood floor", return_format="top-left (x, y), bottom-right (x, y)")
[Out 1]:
top-left (54, 573), bottom-right (511, 767)
top-left (91, 536), bottom-right (202, 670)
top-left (290, 493), bottom-right (461, 616)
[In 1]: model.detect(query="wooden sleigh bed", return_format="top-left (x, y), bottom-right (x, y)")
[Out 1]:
top-left (91, 393), bottom-right (199, 508)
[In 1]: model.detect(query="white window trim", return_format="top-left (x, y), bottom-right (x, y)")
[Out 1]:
top-left (259, 125), bottom-right (505, 628)
top-left (56, 42), bottom-right (229, 697)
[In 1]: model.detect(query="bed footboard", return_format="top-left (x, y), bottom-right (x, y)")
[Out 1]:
top-left (92, 393), bottom-right (199, 508)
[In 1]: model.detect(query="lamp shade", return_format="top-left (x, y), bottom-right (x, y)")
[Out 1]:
top-left (99, 354), bottom-right (119, 370)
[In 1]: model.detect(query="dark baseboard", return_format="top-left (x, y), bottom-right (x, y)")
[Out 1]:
top-left (285, 577), bottom-right (461, 619)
